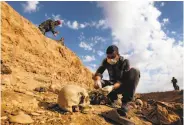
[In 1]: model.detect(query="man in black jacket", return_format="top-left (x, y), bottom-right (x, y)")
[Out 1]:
top-left (93, 45), bottom-right (140, 116)
top-left (171, 77), bottom-right (179, 90)
top-left (38, 19), bottom-right (62, 36)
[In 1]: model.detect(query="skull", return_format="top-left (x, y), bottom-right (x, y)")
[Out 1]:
top-left (135, 99), bottom-right (143, 108)
top-left (57, 85), bottom-right (90, 112)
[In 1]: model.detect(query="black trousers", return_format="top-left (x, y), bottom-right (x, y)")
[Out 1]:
top-left (101, 68), bottom-right (140, 104)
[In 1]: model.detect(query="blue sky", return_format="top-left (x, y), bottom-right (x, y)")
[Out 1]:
top-left (7, 1), bottom-right (183, 93)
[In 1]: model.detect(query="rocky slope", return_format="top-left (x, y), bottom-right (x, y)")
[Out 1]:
top-left (1, 1), bottom-right (93, 91)
top-left (1, 0), bottom-right (94, 120)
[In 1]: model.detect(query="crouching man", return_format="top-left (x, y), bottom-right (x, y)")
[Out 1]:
top-left (93, 45), bottom-right (140, 116)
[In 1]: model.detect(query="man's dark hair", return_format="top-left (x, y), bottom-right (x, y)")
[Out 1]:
top-left (106, 45), bottom-right (119, 54)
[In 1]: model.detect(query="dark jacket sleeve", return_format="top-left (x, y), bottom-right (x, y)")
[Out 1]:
top-left (117, 57), bottom-right (130, 85)
top-left (122, 59), bottom-right (130, 71)
top-left (94, 59), bottom-right (107, 78)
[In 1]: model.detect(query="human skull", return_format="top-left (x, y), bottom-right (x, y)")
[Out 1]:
top-left (57, 85), bottom-right (90, 112)
top-left (135, 99), bottom-right (143, 107)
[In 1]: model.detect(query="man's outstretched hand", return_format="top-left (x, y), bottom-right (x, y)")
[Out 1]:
top-left (94, 80), bottom-right (102, 89)
top-left (54, 31), bottom-right (59, 37)
top-left (101, 85), bottom-right (114, 95)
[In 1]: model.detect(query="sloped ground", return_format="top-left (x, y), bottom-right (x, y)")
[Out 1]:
top-left (1, 88), bottom-right (183, 125)
top-left (1, 1), bottom-right (183, 125)
top-left (1, 0), bottom-right (93, 115)
top-left (1, 1), bottom-right (93, 92)
top-left (139, 90), bottom-right (183, 103)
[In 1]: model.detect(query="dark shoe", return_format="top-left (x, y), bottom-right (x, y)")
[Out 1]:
top-left (121, 103), bottom-right (129, 112)
top-left (117, 108), bottom-right (127, 116)
top-left (117, 102), bottom-right (132, 116)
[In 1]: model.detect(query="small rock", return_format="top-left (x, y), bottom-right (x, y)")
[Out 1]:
top-left (25, 91), bottom-right (35, 96)
top-left (128, 102), bottom-right (137, 109)
top-left (14, 88), bottom-right (26, 93)
top-left (47, 112), bottom-right (52, 116)
top-left (1, 116), bottom-right (8, 120)
top-left (36, 110), bottom-right (45, 114)
top-left (48, 103), bottom-right (57, 108)
top-left (49, 84), bottom-right (61, 94)
top-left (143, 102), bottom-right (147, 107)
top-left (58, 113), bottom-right (61, 117)
top-left (136, 109), bottom-right (142, 114)
top-left (1, 86), bottom-right (5, 91)
top-left (135, 99), bottom-right (143, 107)
top-left (9, 111), bottom-right (34, 124)
top-left (1, 62), bottom-right (12, 74)
top-left (32, 70), bottom-right (37, 74)
top-left (34, 87), bottom-right (47, 92)
top-left (12, 100), bottom-right (19, 105)
top-left (31, 112), bottom-right (41, 116)
top-left (147, 104), bottom-right (151, 108)
top-left (1, 75), bottom-right (11, 86)
top-left (40, 121), bottom-right (45, 124)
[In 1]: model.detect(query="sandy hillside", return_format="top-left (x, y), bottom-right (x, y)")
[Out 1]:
top-left (1, 1), bottom-right (94, 91)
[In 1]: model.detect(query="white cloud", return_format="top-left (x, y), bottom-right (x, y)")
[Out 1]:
top-left (73, 21), bottom-right (79, 29)
top-left (52, 14), bottom-right (61, 20)
top-left (171, 31), bottom-right (176, 34)
top-left (91, 36), bottom-right (106, 43)
top-left (45, 13), bottom-right (50, 19)
top-left (66, 21), bottom-right (79, 30)
top-left (96, 19), bottom-right (108, 29)
top-left (22, 1), bottom-right (39, 13)
top-left (163, 18), bottom-right (169, 24)
top-left (97, 50), bottom-right (105, 56)
top-left (98, 1), bottom-right (183, 93)
top-left (78, 33), bottom-right (107, 52)
top-left (160, 2), bottom-right (165, 7)
top-left (79, 42), bottom-right (92, 51)
top-left (82, 55), bottom-right (96, 62)
top-left (90, 64), bottom-right (97, 68)
top-left (80, 24), bottom-right (86, 28)
top-left (65, 19), bottom-right (108, 30)
top-left (78, 32), bottom-right (85, 41)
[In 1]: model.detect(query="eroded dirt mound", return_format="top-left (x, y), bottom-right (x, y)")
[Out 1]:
top-left (139, 90), bottom-right (183, 103)
top-left (1, 1), bottom-right (94, 123)
top-left (1, 1), bottom-right (93, 92)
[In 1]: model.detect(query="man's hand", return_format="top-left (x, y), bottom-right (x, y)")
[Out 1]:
top-left (54, 31), bottom-right (59, 37)
top-left (113, 82), bottom-right (121, 89)
top-left (54, 33), bottom-right (57, 37)
top-left (94, 80), bottom-right (102, 89)
top-left (101, 85), bottom-right (114, 95)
